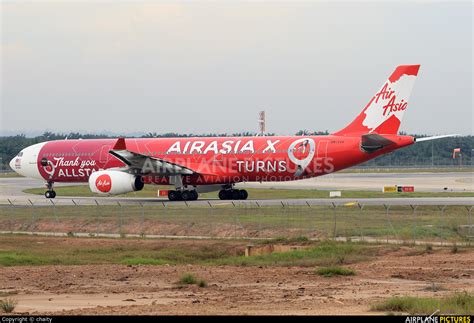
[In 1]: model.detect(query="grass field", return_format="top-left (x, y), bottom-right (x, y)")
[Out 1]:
top-left (22, 185), bottom-right (474, 199)
top-left (0, 234), bottom-right (380, 267)
top-left (0, 233), bottom-right (471, 315)
top-left (372, 292), bottom-right (474, 315)
top-left (1, 203), bottom-right (472, 241)
top-left (0, 172), bottom-right (22, 178)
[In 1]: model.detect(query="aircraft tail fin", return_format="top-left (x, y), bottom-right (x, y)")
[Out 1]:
top-left (334, 65), bottom-right (420, 136)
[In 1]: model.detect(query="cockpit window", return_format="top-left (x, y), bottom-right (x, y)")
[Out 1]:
top-left (17, 152), bottom-right (23, 157)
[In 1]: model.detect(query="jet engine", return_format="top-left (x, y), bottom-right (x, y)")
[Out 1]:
top-left (89, 170), bottom-right (144, 195)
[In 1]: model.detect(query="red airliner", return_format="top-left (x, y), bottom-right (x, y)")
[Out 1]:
top-left (9, 65), bottom-right (456, 200)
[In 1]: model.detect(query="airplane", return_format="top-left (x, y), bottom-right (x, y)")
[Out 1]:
top-left (9, 65), bottom-right (457, 201)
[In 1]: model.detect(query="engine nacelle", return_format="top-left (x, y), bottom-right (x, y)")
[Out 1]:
top-left (89, 170), bottom-right (144, 195)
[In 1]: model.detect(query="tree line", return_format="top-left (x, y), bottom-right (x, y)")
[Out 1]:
top-left (1, 131), bottom-right (472, 171)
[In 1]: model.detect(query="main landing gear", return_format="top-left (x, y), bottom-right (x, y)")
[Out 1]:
top-left (168, 190), bottom-right (198, 201)
top-left (218, 189), bottom-right (248, 200)
top-left (165, 179), bottom-right (248, 201)
top-left (44, 181), bottom-right (56, 199)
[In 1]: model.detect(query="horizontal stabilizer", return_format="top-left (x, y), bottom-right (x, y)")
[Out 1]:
top-left (415, 134), bottom-right (460, 142)
top-left (361, 133), bottom-right (396, 153)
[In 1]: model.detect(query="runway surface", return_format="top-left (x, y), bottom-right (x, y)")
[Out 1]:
top-left (2, 196), bottom-right (472, 207)
top-left (241, 171), bottom-right (474, 192)
top-left (1, 174), bottom-right (473, 206)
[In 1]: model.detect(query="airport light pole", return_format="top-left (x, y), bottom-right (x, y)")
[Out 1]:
top-left (258, 110), bottom-right (266, 136)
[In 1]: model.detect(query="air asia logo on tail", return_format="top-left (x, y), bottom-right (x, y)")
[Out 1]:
top-left (95, 174), bottom-right (112, 193)
top-left (373, 83), bottom-right (408, 117)
top-left (335, 65), bottom-right (420, 136)
top-left (363, 75), bottom-right (416, 132)
top-left (362, 65), bottom-right (419, 133)
top-left (288, 138), bottom-right (315, 177)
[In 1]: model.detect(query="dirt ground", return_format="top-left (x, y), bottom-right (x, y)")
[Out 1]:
top-left (1, 245), bottom-right (473, 315)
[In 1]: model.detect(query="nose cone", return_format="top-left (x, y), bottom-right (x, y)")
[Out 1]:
top-left (9, 142), bottom-right (47, 180)
top-left (9, 157), bottom-right (17, 172)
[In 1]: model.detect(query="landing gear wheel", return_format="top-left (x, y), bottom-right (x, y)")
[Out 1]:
top-left (231, 190), bottom-right (241, 200)
top-left (45, 190), bottom-right (56, 199)
top-left (168, 190), bottom-right (181, 201)
top-left (181, 191), bottom-right (191, 201)
top-left (45, 181), bottom-right (55, 199)
top-left (181, 190), bottom-right (199, 201)
top-left (239, 189), bottom-right (248, 200)
top-left (219, 189), bottom-right (248, 200)
top-left (218, 190), bottom-right (228, 200)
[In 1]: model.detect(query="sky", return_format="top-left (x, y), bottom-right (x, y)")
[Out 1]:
top-left (1, 0), bottom-right (472, 136)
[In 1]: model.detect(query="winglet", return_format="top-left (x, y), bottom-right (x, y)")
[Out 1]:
top-left (113, 137), bottom-right (126, 150)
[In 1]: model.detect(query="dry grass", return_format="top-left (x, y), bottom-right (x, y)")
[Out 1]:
top-left (0, 298), bottom-right (17, 313)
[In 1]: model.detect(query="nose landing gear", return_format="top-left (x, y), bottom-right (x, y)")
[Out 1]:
top-left (44, 181), bottom-right (56, 199)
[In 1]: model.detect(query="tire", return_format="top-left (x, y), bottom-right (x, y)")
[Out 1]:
top-left (181, 191), bottom-right (191, 201)
top-left (45, 191), bottom-right (51, 199)
top-left (218, 190), bottom-right (227, 200)
top-left (190, 190), bottom-right (198, 200)
top-left (239, 189), bottom-right (248, 200)
top-left (231, 190), bottom-right (241, 200)
top-left (168, 190), bottom-right (180, 201)
top-left (51, 191), bottom-right (57, 198)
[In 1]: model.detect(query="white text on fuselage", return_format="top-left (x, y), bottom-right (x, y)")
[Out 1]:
top-left (166, 139), bottom-right (280, 155)
top-left (52, 157), bottom-right (97, 177)
top-left (236, 160), bottom-right (287, 173)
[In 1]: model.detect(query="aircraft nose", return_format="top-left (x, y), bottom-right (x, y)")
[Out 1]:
top-left (9, 157), bottom-right (17, 172)
top-left (10, 143), bottom-right (46, 180)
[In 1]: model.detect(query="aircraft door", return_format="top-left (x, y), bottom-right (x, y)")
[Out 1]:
top-left (99, 145), bottom-right (112, 165)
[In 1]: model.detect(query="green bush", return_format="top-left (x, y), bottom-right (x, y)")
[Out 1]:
top-left (177, 274), bottom-right (197, 285)
top-left (315, 266), bottom-right (356, 277)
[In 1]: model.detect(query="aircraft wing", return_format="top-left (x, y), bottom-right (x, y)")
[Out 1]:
top-left (108, 138), bottom-right (195, 175)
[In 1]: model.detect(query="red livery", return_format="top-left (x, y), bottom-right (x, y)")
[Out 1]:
top-left (9, 65), bottom-right (455, 201)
